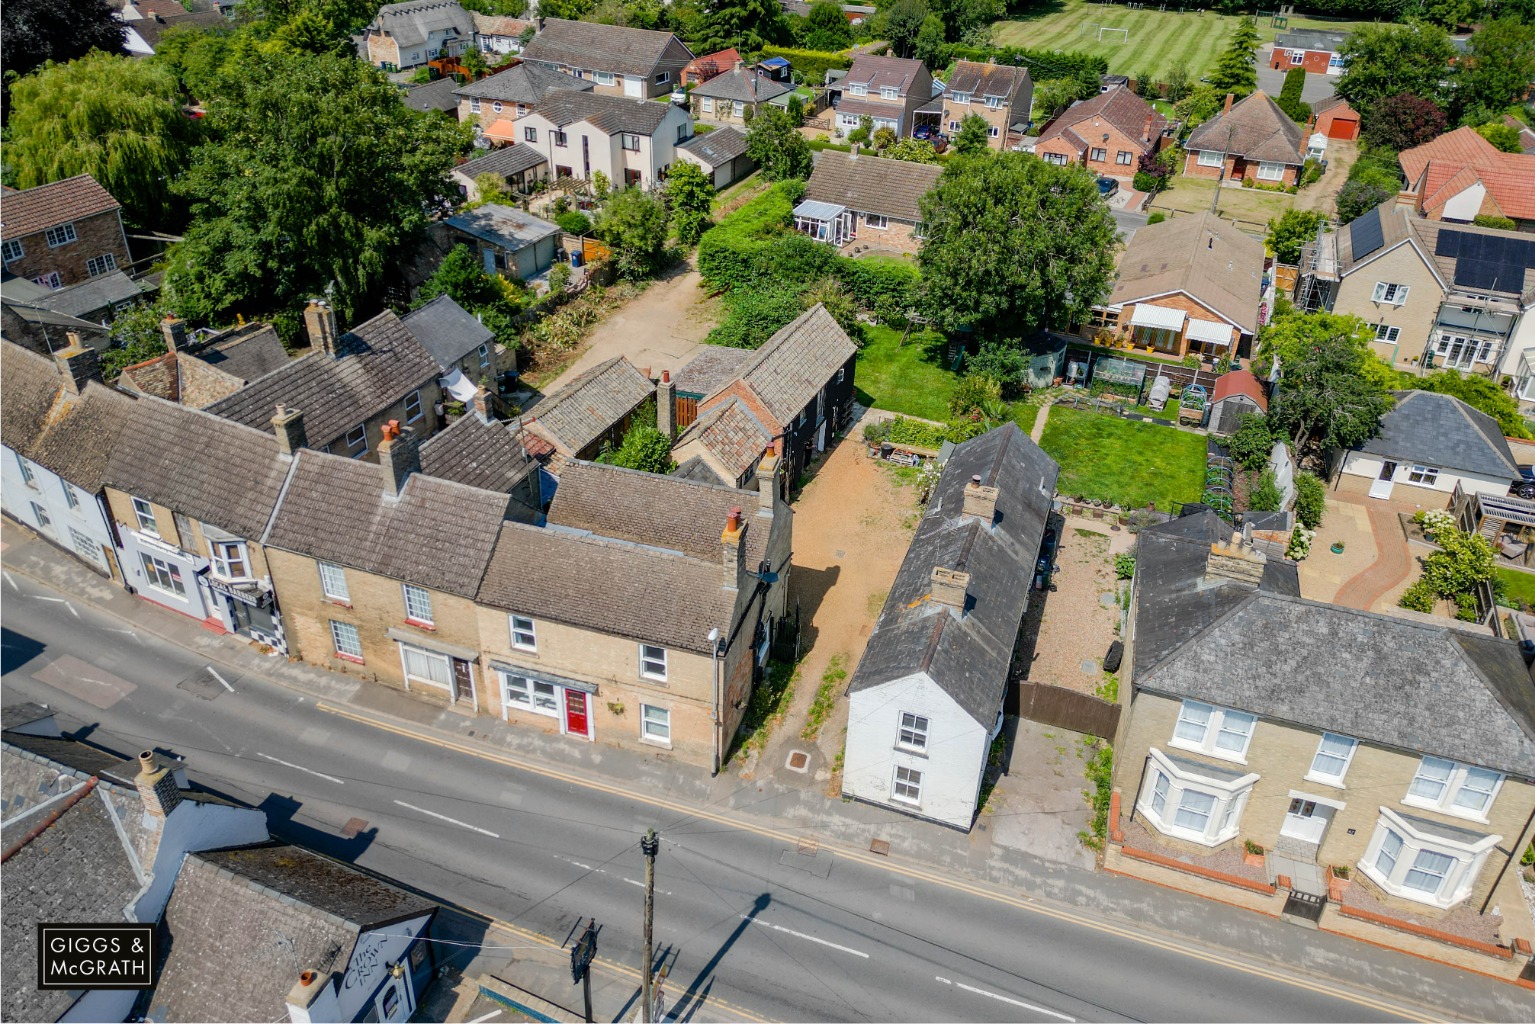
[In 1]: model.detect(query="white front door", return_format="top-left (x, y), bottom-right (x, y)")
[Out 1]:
top-left (1280, 798), bottom-right (1332, 846)
top-left (375, 976), bottom-right (413, 1023)
top-left (1368, 460), bottom-right (1397, 499)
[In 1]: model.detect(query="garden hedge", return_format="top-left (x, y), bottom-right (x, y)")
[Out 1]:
top-left (758, 45), bottom-right (853, 86)
top-left (947, 45), bottom-right (1107, 84)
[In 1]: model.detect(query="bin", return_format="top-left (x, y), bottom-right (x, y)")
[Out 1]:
top-left (569, 251), bottom-right (583, 268)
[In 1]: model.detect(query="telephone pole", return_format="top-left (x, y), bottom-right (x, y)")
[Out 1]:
top-left (640, 828), bottom-right (659, 1023)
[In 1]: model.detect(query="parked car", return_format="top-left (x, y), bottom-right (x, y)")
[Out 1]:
top-left (1512, 465), bottom-right (1535, 500)
top-left (1097, 176), bottom-right (1119, 198)
top-left (913, 124), bottom-right (938, 140)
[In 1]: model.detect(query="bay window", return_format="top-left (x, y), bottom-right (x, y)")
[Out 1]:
top-left (1137, 748), bottom-right (1258, 847)
top-left (1360, 807), bottom-right (1501, 909)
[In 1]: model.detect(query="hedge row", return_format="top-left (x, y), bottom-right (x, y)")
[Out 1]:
top-left (947, 45), bottom-right (1107, 84)
top-left (1087, 0), bottom-right (1406, 14)
top-left (759, 45), bottom-right (853, 86)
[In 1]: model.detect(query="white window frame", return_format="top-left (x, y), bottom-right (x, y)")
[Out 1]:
top-left (1256, 161), bottom-right (1285, 181)
top-left (399, 641), bottom-right (453, 691)
top-left (639, 643), bottom-right (668, 682)
top-left (950, 91), bottom-right (970, 104)
top-left (492, 100), bottom-right (504, 113)
top-left (1404, 756), bottom-right (1504, 820)
top-left (1170, 699), bottom-right (1256, 761)
top-left (45, 223), bottom-right (78, 248)
top-left (346, 425), bottom-right (369, 457)
top-left (2, 238), bottom-right (23, 263)
top-left (1372, 282), bottom-right (1409, 305)
top-left (478, 343), bottom-right (491, 368)
top-left (17, 455), bottom-right (37, 488)
top-left (732, 100), bottom-right (745, 118)
top-left (595, 70), bottom-right (616, 86)
top-left (1433, 332), bottom-right (1494, 369)
top-left (848, 84), bottom-right (868, 97)
top-left (988, 126), bottom-right (1000, 138)
top-left (892, 765), bottom-right (922, 805)
top-left (1373, 324), bottom-right (1400, 343)
top-left (1359, 806), bottom-right (1501, 909)
top-left (402, 584), bottom-right (434, 625)
top-left (1306, 732), bottom-right (1359, 787)
top-left (510, 614), bottom-right (537, 651)
top-left (86, 253), bottom-right (117, 277)
top-left (1407, 464), bottom-right (1439, 486)
top-left (897, 711), bottom-right (928, 752)
top-left (210, 539), bottom-right (250, 580)
top-left (470, 97), bottom-right (481, 113)
top-left (985, 95), bottom-right (1002, 109)
top-left (700, 96), bottom-right (714, 113)
top-left (1043, 152), bottom-right (1068, 166)
top-left (640, 703), bottom-right (671, 744)
top-left (1137, 748), bottom-right (1258, 847)
top-left (31, 501), bottom-right (52, 532)
top-left (1328, 52), bottom-right (1346, 69)
top-left (404, 389), bottom-right (423, 424)
top-left (318, 561), bottom-right (350, 602)
top-left (69, 527), bottom-right (99, 564)
top-left (1116, 150), bottom-right (1133, 165)
top-left (64, 484), bottom-right (81, 512)
top-left (1288, 49), bottom-right (1305, 62)
top-left (132, 496), bottom-right (159, 535)
top-left (1197, 150), bottom-right (1222, 167)
top-left (33, 271), bottom-right (62, 289)
top-left (655, 71), bottom-right (669, 85)
top-left (500, 670), bottom-right (559, 717)
top-left (948, 119), bottom-right (960, 131)
top-left (864, 213), bottom-right (888, 230)
top-left (1090, 147), bottom-right (1107, 162)
top-left (879, 86), bottom-right (899, 99)
top-left (140, 554), bottom-right (186, 598)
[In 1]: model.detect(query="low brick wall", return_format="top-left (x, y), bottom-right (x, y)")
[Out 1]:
top-left (1334, 902), bottom-right (1513, 960)
top-left (1117, 844), bottom-right (1277, 896)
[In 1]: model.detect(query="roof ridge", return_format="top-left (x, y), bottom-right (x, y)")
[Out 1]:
top-left (0, 775), bottom-right (99, 864)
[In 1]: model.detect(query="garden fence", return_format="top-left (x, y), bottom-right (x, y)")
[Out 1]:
top-left (1013, 682), bottom-right (1121, 741)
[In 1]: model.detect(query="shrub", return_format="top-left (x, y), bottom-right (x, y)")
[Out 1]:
top-left (1474, 214), bottom-right (1517, 231)
top-left (1454, 591), bottom-right (1479, 622)
top-left (1399, 580), bottom-right (1437, 613)
top-left (1225, 413), bottom-right (1273, 471)
top-left (1300, 158), bottom-right (1323, 188)
top-left (967, 341), bottom-right (1030, 398)
top-left (837, 256), bottom-right (919, 311)
top-left (885, 416), bottom-right (949, 449)
top-left (1132, 170), bottom-right (1160, 193)
top-left (1286, 525), bottom-right (1316, 560)
top-left (758, 44), bottom-right (853, 86)
top-left (547, 261), bottom-right (572, 294)
top-left (1413, 507), bottom-right (1455, 537)
top-left (706, 285), bottom-right (805, 348)
top-left (1146, 212), bottom-right (1166, 225)
top-left (1293, 473), bottom-right (1325, 530)
top-left (1248, 470), bottom-right (1283, 512)
top-left (1114, 553), bottom-right (1136, 580)
top-left (555, 211), bottom-right (591, 235)
top-left (949, 374), bottom-right (1002, 417)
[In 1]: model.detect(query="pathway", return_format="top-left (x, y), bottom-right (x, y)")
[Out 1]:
top-left (1332, 506), bottom-right (1414, 610)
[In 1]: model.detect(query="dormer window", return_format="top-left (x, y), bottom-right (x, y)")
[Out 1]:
top-left (848, 83), bottom-right (867, 96)
top-left (951, 92), bottom-right (970, 104)
top-left (880, 86), bottom-right (899, 99)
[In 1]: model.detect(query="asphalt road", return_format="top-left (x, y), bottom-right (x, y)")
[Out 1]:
top-left (0, 569), bottom-right (1516, 1023)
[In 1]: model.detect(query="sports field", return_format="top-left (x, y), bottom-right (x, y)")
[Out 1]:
top-left (992, 0), bottom-right (1375, 81)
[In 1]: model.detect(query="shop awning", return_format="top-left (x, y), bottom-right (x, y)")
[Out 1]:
top-left (440, 367), bottom-right (479, 403)
top-left (1129, 304), bottom-right (1186, 331)
top-left (1186, 318), bottom-right (1235, 347)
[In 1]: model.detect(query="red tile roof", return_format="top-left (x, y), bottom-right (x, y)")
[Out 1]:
top-left (1400, 127), bottom-right (1535, 222)
top-left (1, 175), bottom-right (121, 241)
top-left (1213, 369), bottom-right (1267, 412)
top-left (1036, 85), bottom-right (1165, 154)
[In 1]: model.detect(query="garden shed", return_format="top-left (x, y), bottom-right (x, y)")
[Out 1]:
top-left (1209, 369), bottom-right (1267, 435)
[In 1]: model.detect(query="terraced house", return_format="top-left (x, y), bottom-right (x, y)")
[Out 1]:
top-left (519, 18), bottom-right (693, 99)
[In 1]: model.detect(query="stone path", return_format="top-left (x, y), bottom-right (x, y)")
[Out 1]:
top-left (1333, 507), bottom-right (1414, 610)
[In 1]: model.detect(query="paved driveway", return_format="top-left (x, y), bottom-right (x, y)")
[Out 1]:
top-left (1257, 51), bottom-right (1340, 104)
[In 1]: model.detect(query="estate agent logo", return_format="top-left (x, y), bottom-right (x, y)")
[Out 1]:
top-left (37, 924), bottom-right (155, 990)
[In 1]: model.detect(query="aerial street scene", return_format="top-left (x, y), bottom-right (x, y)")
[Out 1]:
top-left (4, 0), bottom-right (1535, 1020)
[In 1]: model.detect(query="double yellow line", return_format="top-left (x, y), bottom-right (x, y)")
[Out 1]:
top-left (320, 702), bottom-right (1441, 1023)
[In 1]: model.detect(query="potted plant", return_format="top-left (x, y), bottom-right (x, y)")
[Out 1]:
top-left (1330, 540), bottom-right (1345, 554)
top-left (1243, 839), bottom-right (1265, 867)
top-left (1329, 864), bottom-right (1351, 900)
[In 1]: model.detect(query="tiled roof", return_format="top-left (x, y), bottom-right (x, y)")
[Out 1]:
top-left (1358, 390), bottom-right (1519, 480)
top-left (366, 0), bottom-right (473, 51)
top-left (1, 175), bottom-right (121, 241)
top-left (685, 47), bottom-right (741, 78)
top-left (946, 60), bottom-right (1030, 104)
top-left (526, 89), bottom-right (679, 136)
top-left (1037, 86), bottom-right (1164, 153)
top-left (676, 126), bottom-right (749, 167)
top-left (1400, 127), bottom-right (1535, 222)
top-left (29, 271), bottom-right (145, 318)
top-left (1108, 212), bottom-right (1265, 335)
top-left (403, 294), bottom-right (494, 371)
top-left (264, 448), bottom-right (512, 595)
top-left (673, 344), bottom-right (751, 396)
top-left (691, 67), bottom-right (793, 103)
top-left (729, 304), bottom-right (857, 425)
top-left (521, 18), bottom-right (693, 79)
top-left (126, 7), bottom-right (228, 48)
top-left (456, 145), bottom-right (550, 180)
top-left (455, 61), bottom-right (592, 103)
top-left (804, 150), bottom-right (941, 224)
top-left (1185, 91), bottom-right (1304, 165)
top-left (675, 396), bottom-right (772, 483)
top-left (472, 12), bottom-right (531, 36)
top-left (118, 351), bottom-right (246, 408)
top-left (419, 411), bottom-right (540, 493)
top-left (1502, 115), bottom-right (1535, 155)
top-left (206, 309), bottom-right (440, 451)
top-left (835, 94), bottom-right (909, 120)
top-left (524, 356), bottom-right (654, 454)
top-left (197, 323), bottom-right (290, 382)
top-left (1211, 368), bottom-right (1267, 412)
top-left (403, 75), bottom-right (463, 113)
top-left (844, 53), bottom-right (923, 94)
top-left (1, 341), bottom-right (136, 492)
top-left (848, 424), bottom-right (1059, 725)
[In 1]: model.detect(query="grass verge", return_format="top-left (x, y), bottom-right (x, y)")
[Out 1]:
top-left (732, 658), bottom-right (798, 763)
top-left (801, 655), bottom-right (846, 741)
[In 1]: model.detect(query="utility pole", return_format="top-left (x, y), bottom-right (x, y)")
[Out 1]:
top-left (640, 829), bottom-right (659, 1023)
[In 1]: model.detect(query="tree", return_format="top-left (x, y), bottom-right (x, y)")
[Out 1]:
top-left (884, 137), bottom-right (939, 162)
top-left (6, 53), bottom-right (201, 232)
top-left (1335, 22), bottom-right (1455, 121)
top-left (1225, 413), bottom-right (1273, 471)
top-left (1475, 120), bottom-right (1526, 153)
top-left (847, 115), bottom-right (873, 146)
top-left (99, 303), bottom-right (170, 383)
top-left (417, 244), bottom-right (511, 309)
top-left (929, 0), bottom-right (1001, 42)
top-left (881, 0), bottom-right (930, 58)
top-left (1423, 0), bottom-right (1480, 28)
top-left (664, 160), bottom-right (715, 246)
top-left (268, 5), bottom-right (353, 57)
top-left (1335, 180), bottom-right (1394, 225)
top-left (745, 107), bottom-right (812, 180)
top-left (1411, 369), bottom-right (1532, 438)
top-left (1266, 209), bottom-right (1324, 265)
top-left (917, 154), bottom-right (1119, 336)
top-left (1262, 310), bottom-right (1394, 454)
top-left (699, 0), bottom-right (791, 53)
top-left (598, 408), bottom-right (676, 473)
top-left (1032, 77), bottom-right (1090, 122)
top-left (1360, 93), bottom-right (1447, 151)
top-left (164, 52), bottom-right (470, 325)
top-left (1164, 60), bottom-right (1191, 103)
top-left (1207, 16), bottom-right (1260, 97)
top-left (462, 46), bottom-right (489, 78)
top-left (953, 114), bottom-right (991, 155)
top-left (801, 278), bottom-right (863, 344)
top-left (2, 0), bottom-right (125, 85)
top-left (598, 187), bottom-right (670, 280)
top-left (914, 14), bottom-right (949, 71)
top-left (535, 0), bottom-right (596, 18)
top-left (1276, 67), bottom-right (1310, 123)
top-left (1453, 19), bottom-right (1535, 124)
top-left (801, 0), bottom-right (852, 50)
top-left (1174, 85), bottom-right (1226, 130)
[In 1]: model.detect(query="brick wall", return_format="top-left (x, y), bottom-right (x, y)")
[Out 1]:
top-left (1183, 151), bottom-right (1300, 186)
top-left (940, 101), bottom-right (1012, 151)
top-left (7, 211), bottom-right (130, 289)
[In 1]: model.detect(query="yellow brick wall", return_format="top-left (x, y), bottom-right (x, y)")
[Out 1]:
top-left (1333, 244), bottom-right (1443, 369)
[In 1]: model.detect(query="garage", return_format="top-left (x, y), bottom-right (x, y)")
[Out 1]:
top-left (1326, 114), bottom-right (1359, 140)
top-left (1311, 95), bottom-right (1361, 142)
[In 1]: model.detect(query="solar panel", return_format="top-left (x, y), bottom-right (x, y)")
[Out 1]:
top-left (1350, 206), bottom-right (1384, 260)
top-left (1434, 229), bottom-right (1463, 258)
top-left (1446, 230), bottom-right (1535, 291)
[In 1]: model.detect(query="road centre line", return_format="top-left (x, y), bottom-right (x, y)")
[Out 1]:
top-left (743, 916), bottom-right (869, 959)
top-left (936, 976), bottom-right (1075, 1021)
top-left (394, 800), bottom-right (500, 838)
top-left (316, 702), bottom-right (1437, 1023)
top-left (207, 667), bottom-right (234, 692)
top-left (257, 752), bottom-right (345, 785)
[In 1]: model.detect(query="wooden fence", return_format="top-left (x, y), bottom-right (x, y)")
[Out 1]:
top-left (1013, 681), bottom-right (1121, 740)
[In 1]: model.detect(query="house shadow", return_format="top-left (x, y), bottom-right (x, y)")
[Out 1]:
top-left (257, 792), bottom-right (378, 864)
top-left (1006, 511), bottom-right (1062, 715)
top-left (1, 626), bottom-right (46, 676)
top-left (786, 564), bottom-right (840, 657)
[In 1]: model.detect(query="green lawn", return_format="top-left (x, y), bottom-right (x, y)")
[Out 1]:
top-left (1038, 405), bottom-right (1206, 510)
top-left (1496, 567), bottom-right (1535, 610)
top-left (1147, 174), bottom-right (1295, 233)
top-left (991, 0), bottom-right (1373, 81)
top-left (855, 325), bottom-right (956, 421)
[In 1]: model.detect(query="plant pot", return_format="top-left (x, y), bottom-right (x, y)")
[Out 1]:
top-left (1243, 852), bottom-right (1265, 868)
top-left (1330, 542), bottom-right (1345, 554)
top-left (1328, 876), bottom-right (1351, 901)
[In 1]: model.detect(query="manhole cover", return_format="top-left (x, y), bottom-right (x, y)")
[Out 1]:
top-left (869, 839), bottom-right (890, 856)
top-left (341, 817), bottom-right (368, 838)
top-left (786, 750), bottom-right (810, 772)
top-left (1080, 659), bottom-right (1099, 675)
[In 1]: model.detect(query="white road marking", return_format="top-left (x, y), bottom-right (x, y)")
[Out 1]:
top-left (107, 627), bottom-right (142, 643)
top-left (394, 800), bottom-right (499, 838)
top-left (743, 916), bottom-right (869, 958)
top-left (207, 667), bottom-right (234, 692)
top-left (257, 752), bottom-right (345, 785)
top-left (934, 976), bottom-right (1074, 1021)
top-left (469, 1012), bottom-right (502, 1023)
top-left (623, 877), bottom-right (672, 896)
top-left (3, 571), bottom-right (17, 590)
top-left (32, 595), bottom-right (65, 602)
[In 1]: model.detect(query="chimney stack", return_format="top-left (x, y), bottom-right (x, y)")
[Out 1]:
top-left (271, 404), bottom-right (307, 455)
top-left (473, 385), bottom-right (496, 424)
top-left (721, 505), bottom-right (746, 590)
top-left (1205, 537), bottom-right (1267, 586)
top-left (303, 299), bottom-right (341, 358)
top-left (285, 969), bottom-right (342, 1024)
top-left (1222, 92), bottom-right (1234, 115)
top-left (1143, 112), bottom-right (1153, 143)
top-left (55, 341), bottom-right (102, 396)
top-left (657, 370), bottom-right (675, 439)
top-left (755, 451), bottom-right (779, 512)
top-left (160, 315), bottom-right (187, 353)
top-left (962, 475), bottom-right (999, 523)
top-left (930, 567), bottom-right (970, 611)
top-left (378, 420), bottom-right (419, 497)
top-left (134, 750), bottom-right (182, 819)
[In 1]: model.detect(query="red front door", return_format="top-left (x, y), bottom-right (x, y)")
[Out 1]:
top-left (564, 690), bottom-right (590, 738)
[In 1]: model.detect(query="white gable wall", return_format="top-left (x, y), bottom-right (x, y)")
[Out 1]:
top-left (1, 448), bottom-right (118, 577)
top-left (517, 104), bottom-right (691, 190)
top-left (1340, 449), bottom-right (1511, 498)
top-left (843, 672), bottom-right (991, 831)
top-left (1441, 181), bottom-right (1488, 224)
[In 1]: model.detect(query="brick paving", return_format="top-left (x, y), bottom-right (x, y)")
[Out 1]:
top-left (1333, 507), bottom-right (1414, 611)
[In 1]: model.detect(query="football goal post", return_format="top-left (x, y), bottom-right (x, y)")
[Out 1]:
top-left (1098, 26), bottom-right (1129, 43)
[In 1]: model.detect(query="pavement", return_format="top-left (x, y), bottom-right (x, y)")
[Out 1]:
top-left (6, 519), bottom-right (1535, 1022)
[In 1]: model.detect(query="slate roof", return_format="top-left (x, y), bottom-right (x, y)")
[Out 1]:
top-left (206, 309), bottom-right (440, 451)
top-left (445, 203), bottom-right (562, 252)
top-left (1357, 390), bottom-right (1520, 480)
top-left (29, 271), bottom-right (145, 318)
top-left (526, 89), bottom-right (679, 135)
top-left (674, 396), bottom-right (772, 484)
top-left (1185, 91), bottom-right (1306, 165)
top-left (1108, 212), bottom-right (1265, 334)
top-left (150, 844), bottom-right (437, 1024)
top-left (521, 19), bottom-right (693, 79)
top-left (1037, 86), bottom-right (1165, 154)
top-left (197, 323), bottom-right (290, 381)
top-left (366, 0), bottom-right (472, 52)
top-left (843, 53), bottom-right (924, 95)
top-left (455, 61), bottom-right (593, 103)
top-left (419, 410), bottom-right (539, 493)
top-left (403, 294), bottom-right (494, 371)
top-left (727, 304), bottom-right (857, 425)
top-left (403, 75), bottom-right (463, 113)
top-left (524, 356), bottom-right (654, 454)
top-left (946, 60), bottom-right (1030, 104)
top-left (1, 175), bottom-right (121, 241)
top-left (848, 424), bottom-right (1059, 725)
top-left (126, 6), bottom-right (228, 48)
top-left (804, 150), bottom-right (942, 224)
top-left (674, 344), bottom-right (751, 396)
top-left (456, 145), bottom-right (550, 180)
top-left (1273, 28), bottom-right (1349, 52)
top-left (1, 341), bottom-right (137, 492)
top-left (691, 66), bottom-right (793, 104)
top-left (263, 448), bottom-right (513, 596)
top-left (677, 126), bottom-right (749, 167)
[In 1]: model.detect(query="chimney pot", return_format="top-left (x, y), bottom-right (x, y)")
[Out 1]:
top-left (930, 566), bottom-right (970, 610)
top-left (378, 422), bottom-right (419, 496)
top-left (721, 505), bottom-right (747, 589)
top-left (657, 372), bottom-right (675, 439)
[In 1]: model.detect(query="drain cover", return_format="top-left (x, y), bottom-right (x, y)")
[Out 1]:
top-left (870, 839), bottom-right (890, 856)
top-left (786, 750), bottom-right (810, 772)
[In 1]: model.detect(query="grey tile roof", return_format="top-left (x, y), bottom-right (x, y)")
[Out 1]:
top-left (104, 395), bottom-right (295, 541)
top-left (673, 453), bottom-right (731, 486)
top-left (445, 203), bottom-right (562, 252)
top-left (457, 145), bottom-right (550, 181)
top-left (455, 61), bottom-right (592, 103)
top-left (419, 411), bottom-right (540, 493)
top-left (676, 126), bottom-right (749, 167)
top-left (676, 396), bottom-right (771, 482)
top-left (805, 150), bottom-right (941, 224)
top-left (1186, 91), bottom-right (1305, 165)
top-left (126, 7), bottom-right (228, 48)
top-left (0, 702), bottom-right (56, 733)
top-left (263, 448), bottom-right (512, 596)
top-left (403, 294), bottom-right (495, 371)
top-left (673, 344), bottom-right (751, 396)
top-left (206, 309), bottom-right (440, 452)
top-left (150, 844), bottom-right (437, 1024)
top-left (521, 18), bottom-right (693, 80)
top-left (367, 0), bottom-right (473, 52)
top-left (526, 89), bottom-right (680, 136)
top-left (1274, 28), bottom-right (1349, 52)
top-left (403, 75), bottom-right (463, 113)
top-left (730, 304), bottom-right (857, 424)
top-left (2, 340), bottom-right (137, 492)
top-left (1358, 390), bottom-right (1519, 480)
top-left (691, 67), bottom-right (793, 104)
top-left (946, 60), bottom-right (1031, 104)
top-left (30, 271), bottom-right (145, 318)
top-left (1109, 212), bottom-right (1266, 335)
top-left (1, 340), bottom-right (63, 462)
top-left (196, 323), bottom-right (290, 382)
top-left (849, 424), bottom-right (1058, 725)
top-left (524, 356), bottom-right (654, 454)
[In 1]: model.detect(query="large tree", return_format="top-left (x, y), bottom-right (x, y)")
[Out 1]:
top-left (1452, 18), bottom-right (1535, 125)
top-left (881, 0), bottom-right (930, 58)
top-left (952, 113), bottom-right (991, 155)
top-left (746, 107), bottom-right (812, 180)
top-left (1360, 92), bottom-right (1447, 152)
top-left (1261, 310), bottom-right (1395, 454)
top-left (699, 0), bottom-right (791, 53)
top-left (917, 154), bottom-right (1118, 336)
top-left (664, 160), bottom-right (715, 245)
top-left (800, 0), bottom-right (852, 50)
top-left (598, 187), bottom-right (670, 280)
top-left (1335, 22), bottom-right (1455, 121)
top-left (1266, 209), bottom-right (1324, 265)
top-left (929, 0), bottom-right (1002, 42)
top-left (6, 52), bottom-right (201, 231)
top-left (2, 0), bottom-right (125, 86)
top-left (1207, 16), bottom-right (1260, 97)
top-left (164, 52), bottom-right (469, 324)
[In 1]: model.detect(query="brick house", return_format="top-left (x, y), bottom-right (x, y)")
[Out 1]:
top-left (475, 458), bottom-right (792, 769)
top-left (1, 175), bottom-right (132, 289)
top-left (453, 61), bottom-right (592, 139)
top-left (1266, 28), bottom-right (1349, 75)
top-left (363, 0), bottom-right (473, 70)
top-left (832, 54), bottom-right (933, 137)
top-left (794, 150), bottom-right (940, 251)
top-left (117, 317), bottom-right (290, 409)
top-left (519, 18), bottom-right (693, 99)
top-left (690, 63), bottom-right (794, 127)
top-left (1183, 91), bottom-right (1306, 188)
top-left (938, 60), bottom-right (1033, 151)
top-left (1109, 510), bottom-right (1535, 973)
top-left (1034, 85), bottom-right (1166, 181)
top-left (1398, 126), bottom-right (1535, 232)
top-left (511, 90), bottom-right (694, 190)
